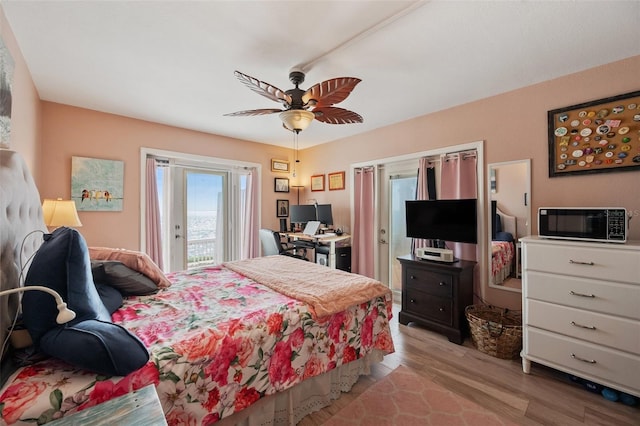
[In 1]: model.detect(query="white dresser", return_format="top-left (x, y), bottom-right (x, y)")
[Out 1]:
top-left (521, 236), bottom-right (640, 397)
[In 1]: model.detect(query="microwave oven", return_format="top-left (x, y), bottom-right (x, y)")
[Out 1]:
top-left (538, 207), bottom-right (628, 243)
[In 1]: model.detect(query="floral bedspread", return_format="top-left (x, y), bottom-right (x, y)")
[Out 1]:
top-left (491, 241), bottom-right (514, 278)
top-left (0, 264), bottom-right (394, 425)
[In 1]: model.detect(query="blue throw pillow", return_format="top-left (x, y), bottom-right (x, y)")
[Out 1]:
top-left (39, 319), bottom-right (149, 376)
top-left (23, 227), bottom-right (110, 345)
top-left (495, 231), bottom-right (514, 242)
top-left (91, 260), bottom-right (159, 296)
top-left (95, 283), bottom-right (124, 315)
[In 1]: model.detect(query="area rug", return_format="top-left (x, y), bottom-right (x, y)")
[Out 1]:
top-left (323, 365), bottom-right (517, 425)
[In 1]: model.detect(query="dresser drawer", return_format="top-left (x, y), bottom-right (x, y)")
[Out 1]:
top-left (525, 243), bottom-right (640, 283)
top-left (404, 267), bottom-right (453, 298)
top-left (404, 289), bottom-right (453, 325)
top-left (526, 328), bottom-right (640, 394)
top-left (526, 300), bottom-right (640, 354)
top-left (525, 271), bottom-right (640, 320)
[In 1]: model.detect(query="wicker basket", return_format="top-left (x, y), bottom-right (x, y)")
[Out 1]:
top-left (465, 304), bottom-right (522, 359)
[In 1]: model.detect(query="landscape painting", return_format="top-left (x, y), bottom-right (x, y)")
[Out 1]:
top-left (71, 156), bottom-right (124, 211)
top-left (0, 36), bottom-right (15, 148)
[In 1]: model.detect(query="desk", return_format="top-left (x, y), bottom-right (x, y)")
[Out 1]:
top-left (283, 233), bottom-right (351, 270)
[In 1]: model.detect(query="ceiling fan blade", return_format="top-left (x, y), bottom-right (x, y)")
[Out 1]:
top-left (234, 70), bottom-right (292, 106)
top-left (313, 107), bottom-right (363, 124)
top-left (224, 108), bottom-right (283, 117)
top-left (303, 77), bottom-right (362, 108)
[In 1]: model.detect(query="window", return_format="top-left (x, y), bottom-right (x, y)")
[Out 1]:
top-left (141, 148), bottom-right (259, 271)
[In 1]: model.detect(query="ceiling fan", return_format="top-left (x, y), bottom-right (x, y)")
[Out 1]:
top-left (224, 69), bottom-right (363, 133)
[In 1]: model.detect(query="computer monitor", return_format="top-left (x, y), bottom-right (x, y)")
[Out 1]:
top-left (316, 204), bottom-right (333, 226)
top-left (290, 204), bottom-right (317, 224)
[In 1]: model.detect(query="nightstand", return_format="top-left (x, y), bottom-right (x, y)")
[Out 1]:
top-left (397, 255), bottom-right (475, 344)
top-left (48, 385), bottom-right (166, 426)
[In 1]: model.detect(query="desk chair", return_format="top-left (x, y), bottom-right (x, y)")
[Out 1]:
top-left (259, 229), bottom-right (308, 260)
top-left (291, 239), bottom-right (315, 254)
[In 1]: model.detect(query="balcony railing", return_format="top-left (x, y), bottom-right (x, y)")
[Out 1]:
top-left (187, 237), bottom-right (217, 268)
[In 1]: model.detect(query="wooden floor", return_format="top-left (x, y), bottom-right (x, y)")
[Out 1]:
top-left (300, 303), bottom-right (639, 425)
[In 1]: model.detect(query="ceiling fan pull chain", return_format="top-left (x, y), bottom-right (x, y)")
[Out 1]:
top-left (292, 132), bottom-right (299, 178)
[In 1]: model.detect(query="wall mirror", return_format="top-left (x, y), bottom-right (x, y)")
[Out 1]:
top-left (487, 159), bottom-right (531, 293)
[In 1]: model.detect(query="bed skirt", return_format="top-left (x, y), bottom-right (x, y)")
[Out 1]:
top-left (491, 261), bottom-right (512, 285)
top-left (217, 349), bottom-right (385, 426)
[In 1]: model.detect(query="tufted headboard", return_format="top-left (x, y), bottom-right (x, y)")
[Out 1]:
top-left (496, 206), bottom-right (517, 240)
top-left (0, 149), bottom-right (47, 364)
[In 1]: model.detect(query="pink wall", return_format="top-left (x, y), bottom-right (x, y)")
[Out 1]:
top-left (300, 55), bottom-right (640, 308)
top-left (0, 8), bottom-right (41, 179)
top-left (38, 103), bottom-right (294, 249)
top-left (302, 56), bottom-right (640, 238)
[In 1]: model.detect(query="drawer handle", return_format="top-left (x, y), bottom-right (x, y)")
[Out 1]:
top-left (569, 291), bottom-right (595, 298)
top-left (410, 299), bottom-right (416, 304)
top-left (571, 353), bottom-right (596, 364)
top-left (570, 321), bottom-right (596, 330)
top-left (569, 259), bottom-right (595, 266)
top-left (439, 282), bottom-right (446, 286)
top-left (410, 275), bottom-right (416, 280)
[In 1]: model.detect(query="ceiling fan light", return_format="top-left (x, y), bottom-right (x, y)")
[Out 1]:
top-left (280, 110), bottom-right (315, 133)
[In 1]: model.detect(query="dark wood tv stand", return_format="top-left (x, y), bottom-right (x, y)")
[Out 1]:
top-left (397, 255), bottom-right (475, 344)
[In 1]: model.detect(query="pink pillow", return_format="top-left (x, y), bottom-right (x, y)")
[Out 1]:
top-left (88, 247), bottom-right (171, 289)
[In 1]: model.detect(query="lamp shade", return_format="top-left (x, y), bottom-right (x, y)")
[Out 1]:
top-left (42, 198), bottom-right (82, 227)
top-left (280, 110), bottom-right (315, 133)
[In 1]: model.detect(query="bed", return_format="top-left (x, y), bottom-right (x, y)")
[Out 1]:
top-left (490, 205), bottom-right (516, 286)
top-left (0, 149), bottom-right (395, 425)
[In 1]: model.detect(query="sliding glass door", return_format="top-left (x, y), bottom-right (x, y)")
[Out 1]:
top-left (183, 170), bottom-right (226, 269)
top-left (148, 151), bottom-right (252, 272)
top-left (377, 160), bottom-right (417, 295)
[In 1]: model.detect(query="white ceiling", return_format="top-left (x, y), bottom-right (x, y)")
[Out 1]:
top-left (2, 1), bottom-right (639, 149)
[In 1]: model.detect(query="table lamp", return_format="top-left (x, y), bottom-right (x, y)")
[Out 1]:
top-left (42, 198), bottom-right (82, 229)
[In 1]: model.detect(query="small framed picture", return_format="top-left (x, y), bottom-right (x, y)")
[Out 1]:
top-left (276, 199), bottom-right (289, 217)
top-left (328, 171), bottom-right (345, 190)
top-left (274, 177), bottom-right (289, 193)
top-left (271, 159), bottom-right (290, 173)
top-left (310, 174), bottom-right (325, 192)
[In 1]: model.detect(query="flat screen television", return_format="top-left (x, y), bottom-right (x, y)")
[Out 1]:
top-left (405, 199), bottom-right (478, 244)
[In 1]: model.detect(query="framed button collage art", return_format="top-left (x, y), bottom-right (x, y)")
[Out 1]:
top-left (548, 90), bottom-right (640, 177)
